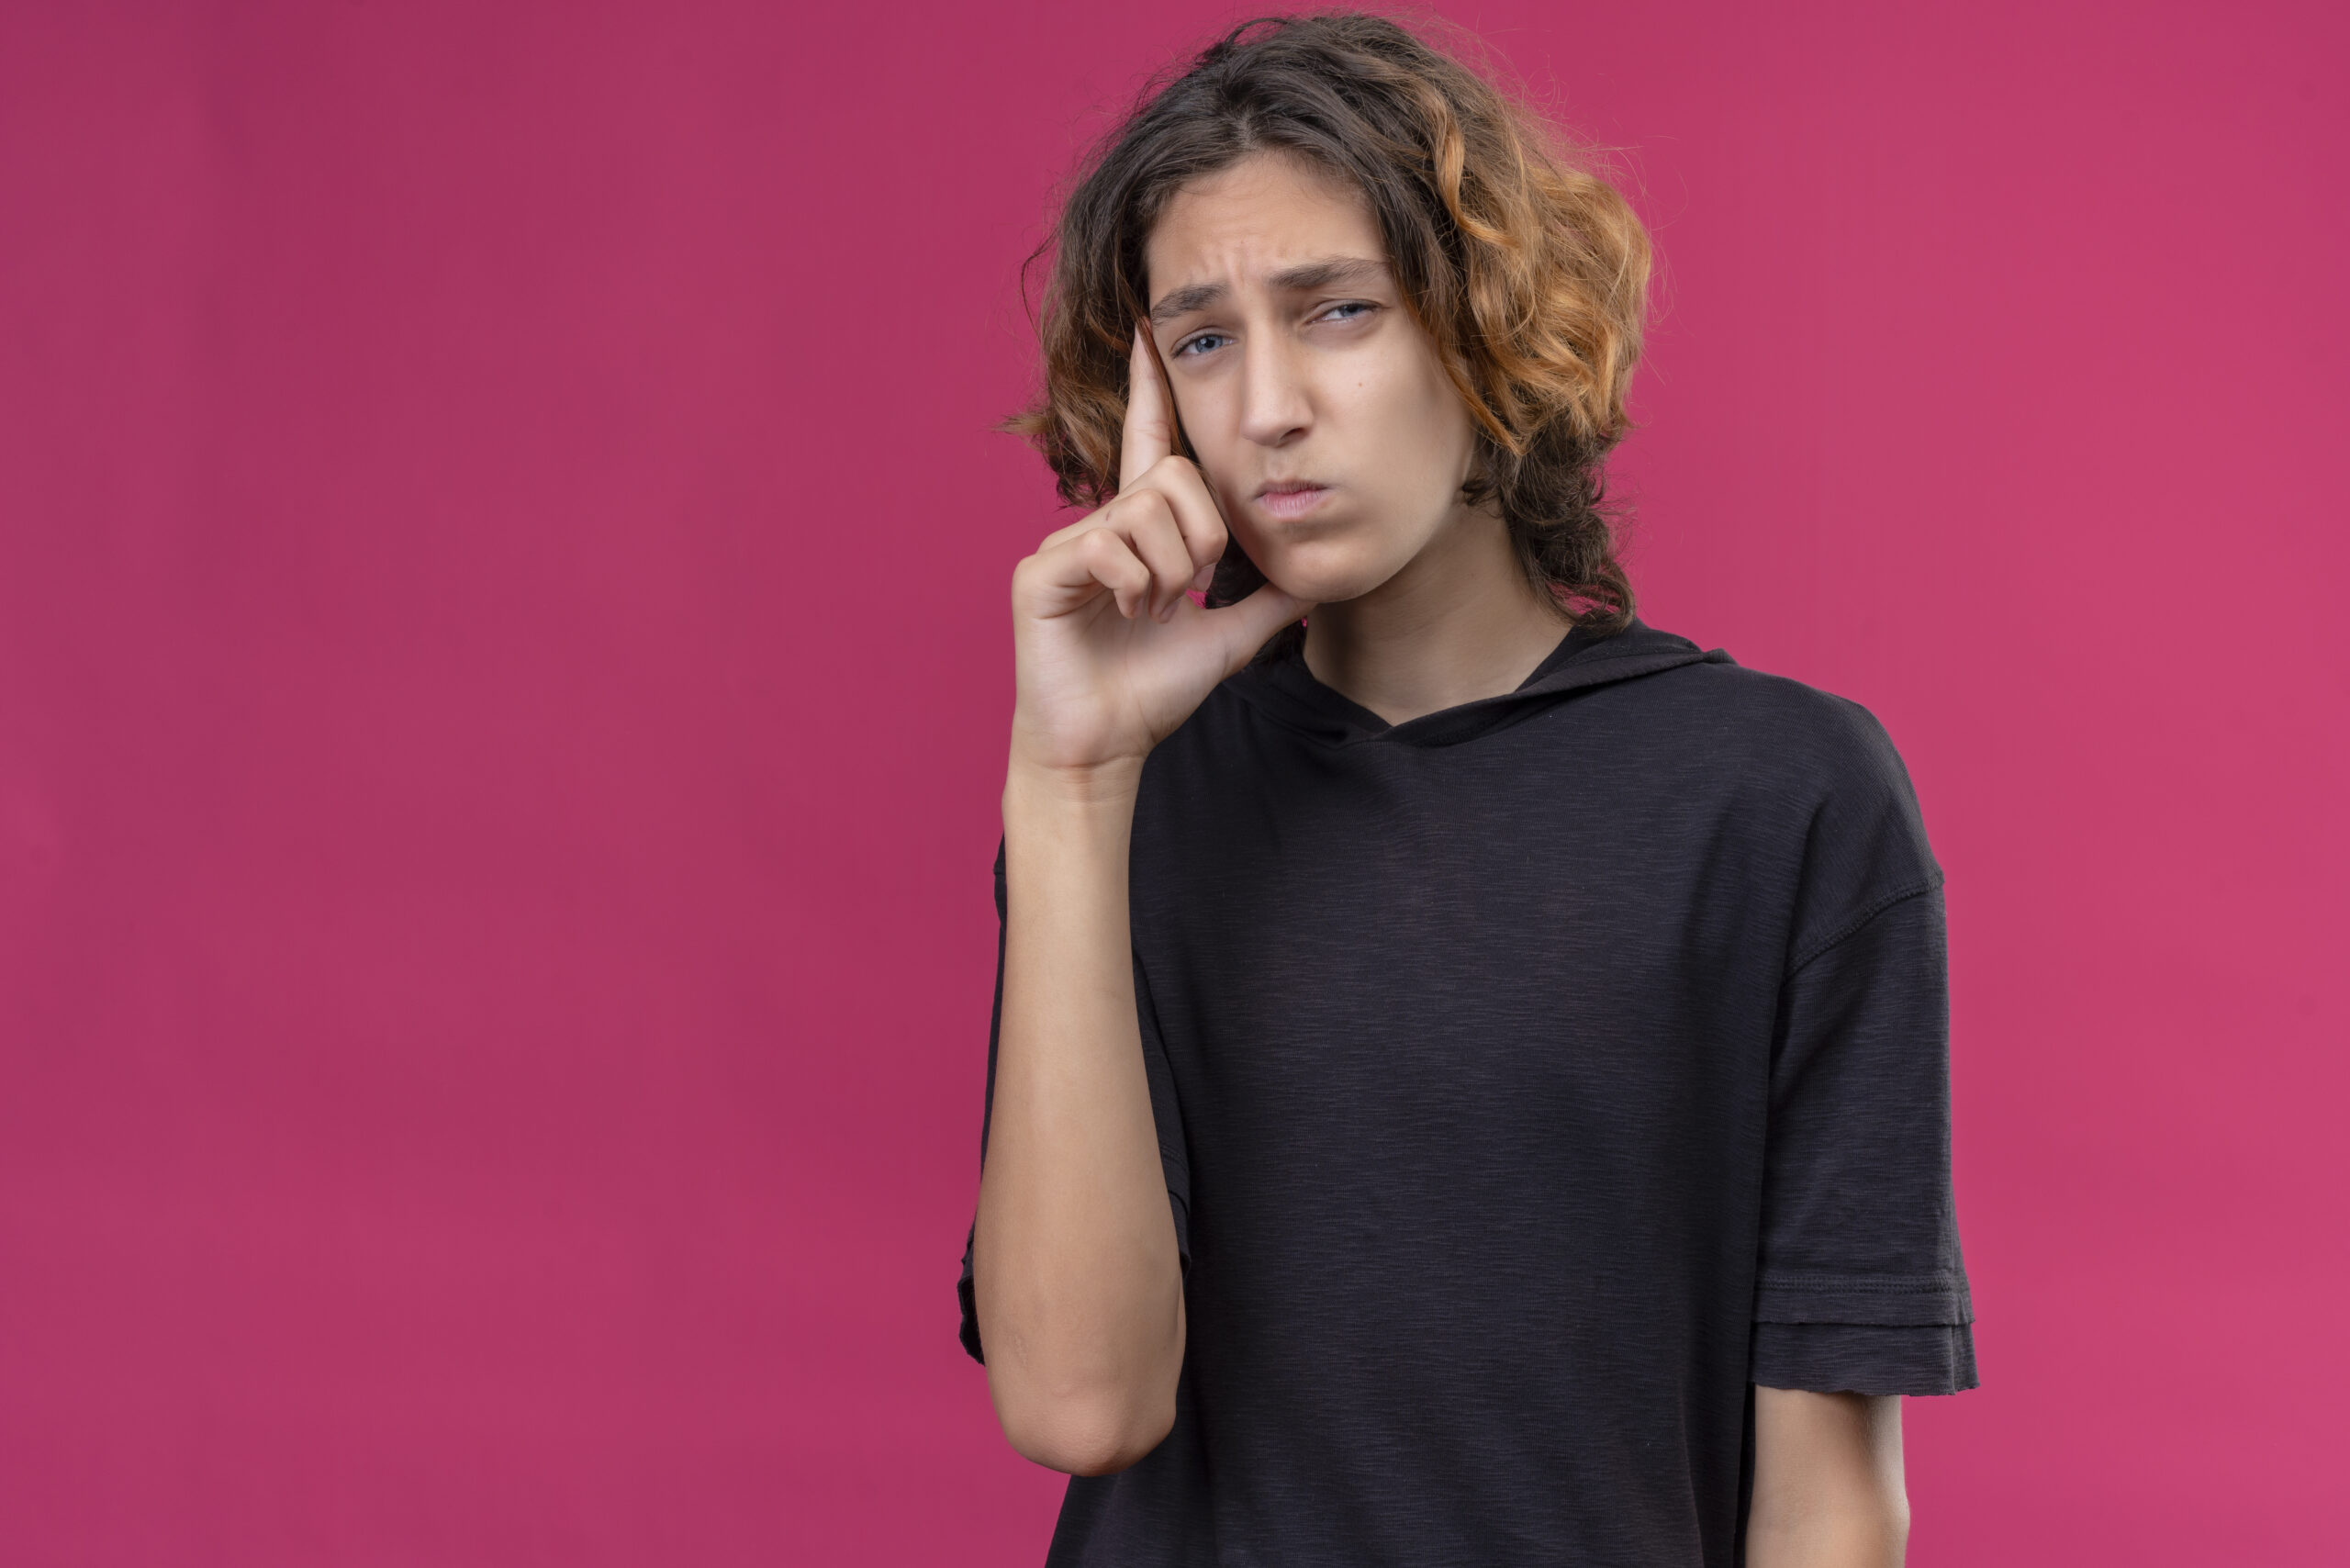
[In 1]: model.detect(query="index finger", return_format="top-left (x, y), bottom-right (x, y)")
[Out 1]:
top-left (1119, 323), bottom-right (1175, 493)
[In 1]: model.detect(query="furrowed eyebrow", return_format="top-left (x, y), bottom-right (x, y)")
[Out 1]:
top-left (1148, 282), bottom-right (1225, 324)
top-left (1145, 255), bottom-right (1390, 325)
top-left (1265, 255), bottom-right (1389, 294)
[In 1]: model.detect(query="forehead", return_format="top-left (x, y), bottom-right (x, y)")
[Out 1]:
top-left (1143, 152), bottom-right (1383, 293)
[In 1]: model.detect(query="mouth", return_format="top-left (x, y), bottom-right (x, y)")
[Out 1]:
top-left (1253, 481), bottom-right (1330, 521)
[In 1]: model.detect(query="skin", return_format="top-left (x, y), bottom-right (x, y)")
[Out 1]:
top-left (1141, 153), bottom-right (1571, 722)
top-left (973, 149), bottom-right (1910, 1561)
top-left (1751, 1387), bottom-right (1911, 1567)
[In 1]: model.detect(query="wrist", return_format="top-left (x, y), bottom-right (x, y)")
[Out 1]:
top-left (1003, 750), bottom-right (1146, 812)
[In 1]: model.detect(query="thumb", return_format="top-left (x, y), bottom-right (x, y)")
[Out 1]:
top-left (1209, 581), bottom-right (1315, 678)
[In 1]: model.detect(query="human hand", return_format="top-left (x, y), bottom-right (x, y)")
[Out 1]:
top-left (1006, 325), bottom-right (1312, 782)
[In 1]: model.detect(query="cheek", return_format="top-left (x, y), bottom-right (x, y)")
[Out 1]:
top-left (1167, 383), bottom-right (1244, 496)
top-left (1405, 356), bottom-right (1475, 465)
top-left (1356, 366), bottom-right (1474, 498)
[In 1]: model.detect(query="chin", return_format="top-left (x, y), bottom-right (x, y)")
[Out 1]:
top-left (1252, 539), bottom-right (1406, 607)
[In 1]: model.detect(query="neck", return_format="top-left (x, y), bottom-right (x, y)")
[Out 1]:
top-left (1301, 504), bottom-right (1572, 726)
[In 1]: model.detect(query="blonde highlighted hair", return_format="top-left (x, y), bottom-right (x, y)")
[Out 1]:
top-left (1010, 11), bottom-right (1654, 651)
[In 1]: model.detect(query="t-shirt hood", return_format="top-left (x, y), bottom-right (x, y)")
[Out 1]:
top-left (1227, 617), bottom-right (1732, 748)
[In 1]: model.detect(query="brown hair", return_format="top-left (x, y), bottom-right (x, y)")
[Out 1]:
top-left (1008, 11), bottom-right (1654, 656)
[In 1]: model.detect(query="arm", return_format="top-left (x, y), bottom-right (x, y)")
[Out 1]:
top-left (972, 760), bottom-right (1183, 1476)
top-left (1746, 1387), bottom-right (1909, 1568)
top-left (969, 329), bottom-right (1309, 1475)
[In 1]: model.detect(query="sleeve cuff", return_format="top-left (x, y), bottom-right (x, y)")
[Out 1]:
top-left (1751, 1321), bottom-right (1979, 1395)
top-left (1754, 1270), bottom-right (1973, 1327)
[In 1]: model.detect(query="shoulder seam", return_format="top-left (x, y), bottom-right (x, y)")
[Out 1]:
top-left (1785, 873), bottom-right (1944, 980)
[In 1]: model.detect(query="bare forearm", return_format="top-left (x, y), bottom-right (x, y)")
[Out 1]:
top-left (1747, 1389), bottom-right (1909, 1568)
top-left (970, 758), bottom-right (1186, 1474)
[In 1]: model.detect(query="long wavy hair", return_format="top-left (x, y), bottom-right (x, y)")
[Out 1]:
top-left (1006, 11), bottom-right (1654, 659)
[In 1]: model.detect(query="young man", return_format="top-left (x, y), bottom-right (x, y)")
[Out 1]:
top-left (958, 16), bottom-right (1975, 1566)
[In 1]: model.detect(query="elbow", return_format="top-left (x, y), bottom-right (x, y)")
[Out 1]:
top-left (992, 1381), bottom-right (1177, 1477)
top-left (968, 1249), bottom-right (1186, 1475)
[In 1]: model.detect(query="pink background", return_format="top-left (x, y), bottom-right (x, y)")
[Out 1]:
top-left (3, 1), bottom-right (2344, 1562)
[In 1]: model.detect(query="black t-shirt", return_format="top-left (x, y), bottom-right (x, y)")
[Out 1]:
top-left (957, 620), bottom-right (1976, 1567)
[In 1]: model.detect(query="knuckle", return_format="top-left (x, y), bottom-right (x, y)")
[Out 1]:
top-left (1083, 532), bottom-right (1137, 575)
top-left (1102, 491), bottom-right (1156, 532)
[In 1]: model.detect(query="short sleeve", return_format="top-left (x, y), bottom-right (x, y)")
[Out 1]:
top-left (957, 835), bottom-right (1193, 1365)
top-left (1751, 881), bottom-right (1977, 1394)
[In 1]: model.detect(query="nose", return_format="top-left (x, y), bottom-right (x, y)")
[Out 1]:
top-left (1236, 330), bottom-right (1312, 449)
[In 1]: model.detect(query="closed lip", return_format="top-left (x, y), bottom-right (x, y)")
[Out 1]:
top-left (1253, 479), bottom-right (1326, 498)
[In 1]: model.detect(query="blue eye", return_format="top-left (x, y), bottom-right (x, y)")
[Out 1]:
top-left (1175, 332), bottom-right (1230, 358)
